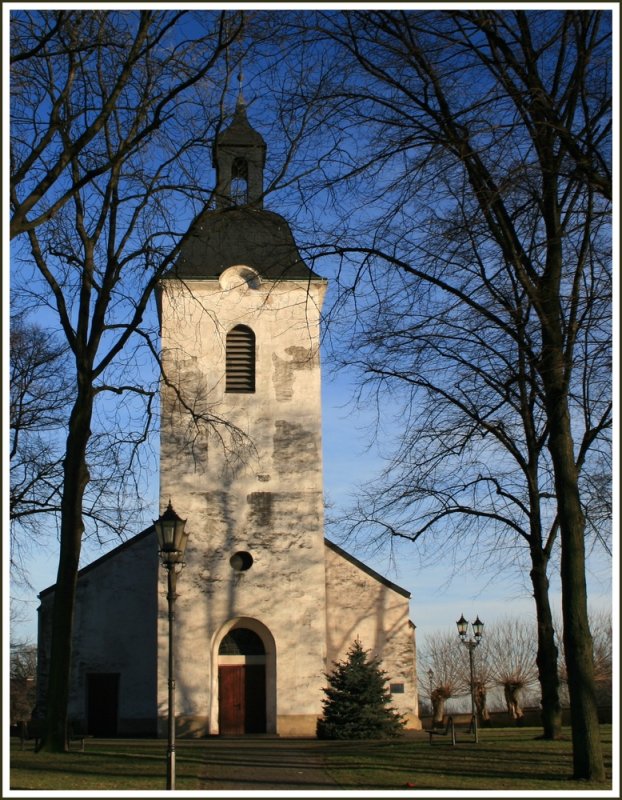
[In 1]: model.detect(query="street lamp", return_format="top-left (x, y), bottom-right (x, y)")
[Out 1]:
top-left (456, 614), bottom-right (484, 743)
top-left (154, 500), bottom-right (188, 790)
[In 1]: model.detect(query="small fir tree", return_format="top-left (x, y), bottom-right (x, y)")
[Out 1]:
top-left (317, 638), bottom-right (406, 739)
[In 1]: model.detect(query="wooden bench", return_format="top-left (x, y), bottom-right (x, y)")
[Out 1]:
top-left (426, 716), bottom-right (456, 745)
top-left (25, 719), bottom-right (91, 751)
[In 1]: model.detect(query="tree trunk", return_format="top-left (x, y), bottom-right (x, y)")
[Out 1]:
top-left (38, 382), bottom-right (93, 752)
top-left (540, 313), bottom-right (605, 779)
top-left (547, 400), bottom-right (604, 780)
top-left (504, 683), bottom-right (523, 720)
top-left (474, 683), bottom-right (489, 722)
top-left (535, 153), bottom-right (605, 779)
top-left (530, 550), bottom-right (563, 739)
top-left (431, 689), bottom-right (447, 724)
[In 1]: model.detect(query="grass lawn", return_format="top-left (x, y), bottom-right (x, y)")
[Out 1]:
top-left (9, 739), bottom-right (207, 791)
top-left (322, 726), bottom-right (614, 791)
top-left (9, 726), bottom-right (613, 792)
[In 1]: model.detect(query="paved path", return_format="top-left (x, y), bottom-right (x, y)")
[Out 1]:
top-left (196, 733), bottom-right (429, 791)
top-left (197, 737), bottom-right (343, 791)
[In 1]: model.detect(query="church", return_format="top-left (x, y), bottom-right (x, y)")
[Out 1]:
top-left (36, 98), bottom-right (421, 738)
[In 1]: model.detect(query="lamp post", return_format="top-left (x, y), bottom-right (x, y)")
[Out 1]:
top-left (427, 668), bottom-right (434, 716)
top-left (154, 501), bottom-right (188, 791)
top-left (456, 614), bottom-right (484, 743)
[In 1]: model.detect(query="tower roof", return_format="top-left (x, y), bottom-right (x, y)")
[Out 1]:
top-left (172, 101), bottom-right (321, 282)
top-left (172, 206), bottom-right (321, 281)
top-left (212, 98), bottom-right (267, 164)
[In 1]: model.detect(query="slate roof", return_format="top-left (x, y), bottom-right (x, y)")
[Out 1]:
top-left (170, 206), bottom-right (322, 281)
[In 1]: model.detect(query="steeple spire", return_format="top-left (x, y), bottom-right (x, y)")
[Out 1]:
top-left (236, 67), bottom-right (246, 110)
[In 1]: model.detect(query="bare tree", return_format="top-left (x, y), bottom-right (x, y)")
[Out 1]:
top-left (10, 643), bottom-right (38, 729)
top-left (422, 617), bottom-right (559, 724)
top-left (10, 312), bottom-right (141, 582)
top-left (589, 610), bottom-right (613, 707)
top-left (290, 9), bottom-right (611, 780)
top-left (10, 8), bottom-right (343, 754)
top-left (10, 603), bottom-right (38, 731)
top-left (10, 8), bottom-right (247, 752)
top-left (468, 639), bottom-right (494, 724)
top-left (10, 314), bottom-right (70, 581)
top-left (10, 10), bottom-right (207, 239)
top-left (330, 275), bottom-right (571, 740)
top-left (419, 629), bottom-right (496, 724)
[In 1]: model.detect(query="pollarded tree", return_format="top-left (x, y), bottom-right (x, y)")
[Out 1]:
top-left (590, 610), bottom-right (613, 708)
top-left (317, 638), bottom-right (406, 739)
top-left (418, 631), bottom-right (470, 724)
top-left (487, 618), bottom-right (538, 721)
top-left (557, 609), bottom-right (612, 710)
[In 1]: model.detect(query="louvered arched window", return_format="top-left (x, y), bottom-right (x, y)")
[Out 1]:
top-left (226, 325), bottom-right (255, 393)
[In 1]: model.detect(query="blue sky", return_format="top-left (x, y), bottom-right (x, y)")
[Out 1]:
top-left (5, 5), bottom-right (616, 668)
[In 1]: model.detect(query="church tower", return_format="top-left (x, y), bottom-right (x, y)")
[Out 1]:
top-left (36, 101), bottom-right (418, 735)
top-left (158, 99), bottom-right (328, 736)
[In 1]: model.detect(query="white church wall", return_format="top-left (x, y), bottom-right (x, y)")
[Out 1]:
top-left (324, 541), bottom-right (421, 729)
top-left (159, 275), bottom-right (330, 736)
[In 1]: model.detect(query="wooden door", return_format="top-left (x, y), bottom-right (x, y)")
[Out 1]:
top-left (218, 664), bottom-right (266, 734)
top-left (219, 666), bottom-right (245, 735)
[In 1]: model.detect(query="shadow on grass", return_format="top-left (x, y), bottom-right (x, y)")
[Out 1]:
top-left (11, 727), bottom-right (613, 792)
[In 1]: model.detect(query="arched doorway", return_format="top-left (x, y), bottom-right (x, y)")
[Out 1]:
top-left (218, 628), bottom-right (267, 734)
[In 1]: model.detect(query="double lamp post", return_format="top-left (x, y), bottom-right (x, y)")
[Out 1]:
top-left (456, 614), bottom-right (484, 743)
top-left (154, 501), bottom-right (189, 791)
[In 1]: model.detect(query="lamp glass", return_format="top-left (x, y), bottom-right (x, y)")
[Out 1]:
top-left (156, 519), bottom-right (175, 550)
top-left (456, 614), bottom-right (468, 637)
top-left (473, 616), bottom-right (484, 638)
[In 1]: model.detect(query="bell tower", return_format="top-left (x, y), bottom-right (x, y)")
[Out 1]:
top-left (213, 95), bottom-right (267, 208)
top-left (158, 102), bottom-right (328, 737)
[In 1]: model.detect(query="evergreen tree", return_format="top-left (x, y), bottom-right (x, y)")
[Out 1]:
top-left (317, 638), bottom-right (406, 739)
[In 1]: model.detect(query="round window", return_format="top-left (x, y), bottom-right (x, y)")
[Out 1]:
top-left (230, 551), bottom-right (253, 572)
